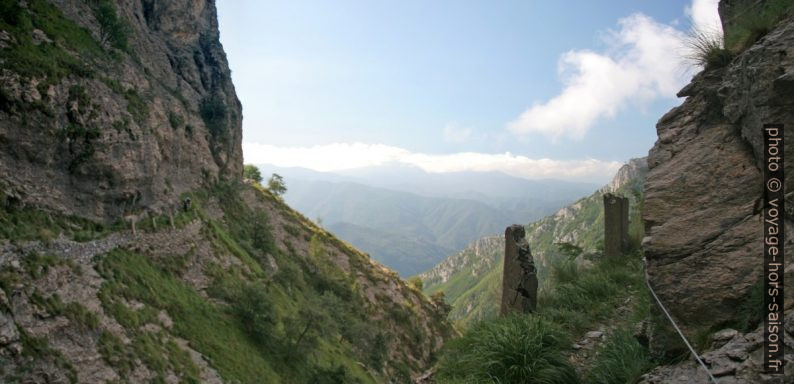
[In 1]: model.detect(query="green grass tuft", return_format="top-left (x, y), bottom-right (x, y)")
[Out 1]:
top-left (437, 315), bottom-right (578, 384)
top-left (586, 329), bottom-right (654, 384)
top-left (684, 29), bottom-right (733, 70)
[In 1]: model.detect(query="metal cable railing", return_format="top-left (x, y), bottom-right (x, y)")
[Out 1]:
top-left (642, 258), bottom-right (719, 384)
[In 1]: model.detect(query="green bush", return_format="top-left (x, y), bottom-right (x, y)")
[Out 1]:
top-left (407, 276), bottom-right (423, 291)
top-left (98, 331), bottom-right (135, 374)
top-left (168, 112), bottom-right (184, 130)
top-left (538, 255), bottom-right (644, 335)
top-left (0, 202), bottom-right (111, 242)
top-left (309, 364), bottom-right (361, 384)
top-left (243, 164), bottom-right (263, 183)
top-left (91, 0), bottom-right (130, 51)
top-left (124, 89), bottom-right (148, 124)
top-left (233, 284), bottom-right (278, 347)
top-left (268, 173), bottom-right (287, 197)
top-left (436, 315), bottom-right (578, 384)
top-left (200, 96), bottom-right (228, 138)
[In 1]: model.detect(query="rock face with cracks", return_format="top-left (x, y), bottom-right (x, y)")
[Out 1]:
top-left (0, 0), bottom-right (243, 222)
top-left (643, 2), bottom-right (794, 355)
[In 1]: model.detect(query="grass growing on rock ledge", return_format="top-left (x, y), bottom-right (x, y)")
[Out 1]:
top-left (0, 202), bottom-right (116, 242)
top-left (0, 0), bottom-right (106, 80)
top-left (724, 0), bottom-right (794, 52)
top-left (684, 29), bottom-right (733, 70)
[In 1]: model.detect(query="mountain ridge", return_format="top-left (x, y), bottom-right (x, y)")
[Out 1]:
top-left (266, 167), bottom-right (595, 275)
top-left (419, 157), bottom-right (647, 327)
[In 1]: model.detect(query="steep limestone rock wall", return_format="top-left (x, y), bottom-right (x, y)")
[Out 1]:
top-left (0, 0), bottom-right (243, 221)
top-left (643, 7), bottom-right (794, 348)
top-left (602, 157), bottom-right (648, 194)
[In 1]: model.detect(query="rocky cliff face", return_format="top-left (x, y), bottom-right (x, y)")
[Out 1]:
top-left (643, 0), bottom-right (794, 354)
top-left (0, 2), bottom-right (455, 383)
top-left (419, 235), bottom-right (503, 289)
top-left (0, 0), bottom-right (242, 221)
top-left (602, 158), bottom-right (648, 194)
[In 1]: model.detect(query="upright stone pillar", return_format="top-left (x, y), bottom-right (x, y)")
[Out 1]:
top-left (603, 193), bottom-right (629, 258)
top-left (500, 224), bottom-right (538, 315)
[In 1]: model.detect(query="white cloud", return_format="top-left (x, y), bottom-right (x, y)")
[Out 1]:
top-left (686, 0), bottom-right (723, 34)
top-left (243, 142), bottom-right (408, 172)
top-left (508, 13), bottom-right (692, 141)
top-left (442, 123), bottom-right (473, 143)
top-left (243, 142), bottom-right (622, 183)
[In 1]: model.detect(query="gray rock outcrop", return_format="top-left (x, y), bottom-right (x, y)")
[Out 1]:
top-left (0, 0), bottom-right (243, 221)
top-left (643, 2), bottom-right (794, 353)
top-left (639, 311), bottom-right (794, 384)
top-left (602, 157), bottom-right (648, 194)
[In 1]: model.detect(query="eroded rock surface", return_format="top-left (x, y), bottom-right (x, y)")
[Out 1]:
top-left (640, 310), bottom-right (794, 384)
top-left (0, 0), bottom-right (243, 221)
top-left (643, 11), bottom-right (794, 348)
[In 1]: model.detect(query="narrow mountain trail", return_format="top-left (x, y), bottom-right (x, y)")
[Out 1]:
top-left (566, 296), bottom-right (638, 376)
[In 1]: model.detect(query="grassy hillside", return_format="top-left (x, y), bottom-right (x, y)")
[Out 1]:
top-left (0, 182), bottom-right (454, 383)
top-left (421, 161), bottom-right (647, 328)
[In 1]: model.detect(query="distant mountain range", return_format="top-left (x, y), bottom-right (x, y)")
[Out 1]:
top-left (255, 164), bottom-right (597, 276)
top-left (418, 158), bottom-right (648, 327)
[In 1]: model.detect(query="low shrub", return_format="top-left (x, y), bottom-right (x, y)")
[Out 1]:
top-left (200, 96), bottom-right (228, 138)
top-left (91, 0), bottom-right (130, 52)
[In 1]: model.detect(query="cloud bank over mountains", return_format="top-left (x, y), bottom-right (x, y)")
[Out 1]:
top-left (243, 142), bottom-right (622, 183)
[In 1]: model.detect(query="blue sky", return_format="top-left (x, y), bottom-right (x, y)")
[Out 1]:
top-left (217, 0), bottom-right (721, 183)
